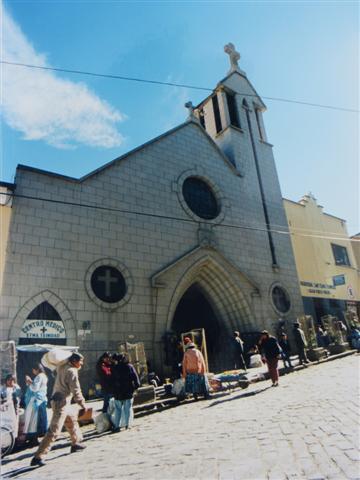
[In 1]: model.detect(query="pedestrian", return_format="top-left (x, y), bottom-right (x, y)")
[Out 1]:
top-left (316, 326), bottom-right (327, 348)
top-left (278, 333), bottom-right (292, 369)
top-left (96, 352), bottom-right (113, 413)
top-left (23, 364), bottom-right (48, 447)
top-left (30, 353), bottom-right (88, 468)
top-left (259, 330), bottom-right (281, 386)
top-left (232, 331), bottom-right (247, 371)
top-left (293, 321), bottom-right (310, 365)
top-left (349, 326), bottom-right (360, 351)
top-left (111, 354), bottom-right (140, 433)
top-left (0, 374), bottom-right (22, 438)
top-left (0, 374), bottom-right (21, 412)
top-left (182, 337), bottom-right (210, 400)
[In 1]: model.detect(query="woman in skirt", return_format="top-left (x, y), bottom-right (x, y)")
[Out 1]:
top-left (182, 338), bottom-right (210, 400)
top-left (23, 364), bottom-right (48, 446)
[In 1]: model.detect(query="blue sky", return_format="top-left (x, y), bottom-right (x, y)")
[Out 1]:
top-left (1, 1), bottom-right (359, 233)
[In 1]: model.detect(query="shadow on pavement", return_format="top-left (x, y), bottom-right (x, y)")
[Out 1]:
top-left (2, 451), bottom-right (73, 478)
top-left (83, 429), bottom-right (112, 440)
top-left (204, 385), bottom-right (272, 408)
top-left (2, 465), bottom-right (39, 479)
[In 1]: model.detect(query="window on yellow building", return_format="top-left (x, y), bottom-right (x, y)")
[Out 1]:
top-left (331, 244), bottom-right (351, 266)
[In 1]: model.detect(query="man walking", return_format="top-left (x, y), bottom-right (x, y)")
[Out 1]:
top-left (293, 321), bottom-right (310, 365)
top-left (259, 330), bottom-right (281, 386)
top-left (232, 331), bottom-right (247, 371)
top-left (30, 353), bottom-right (87, 467)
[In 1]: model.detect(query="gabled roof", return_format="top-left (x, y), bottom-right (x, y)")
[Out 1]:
top-left (16, 119), bottom-right (241, 184)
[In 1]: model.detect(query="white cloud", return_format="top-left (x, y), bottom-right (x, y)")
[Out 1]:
top-left (160, 75), bottom-right (190, 132)
top-left (1, 6), bottom-right (125, 149)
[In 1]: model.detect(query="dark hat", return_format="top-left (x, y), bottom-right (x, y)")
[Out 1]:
top-left (69, 352), bottom-right (84, 363)
top-left (293, 321), bottom-right (300, 327)
top-left (260, 330), bottom-right (269, 335)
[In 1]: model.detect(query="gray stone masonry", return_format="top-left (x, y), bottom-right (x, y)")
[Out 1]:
top-left (1, 67), bottom-right (304, 390)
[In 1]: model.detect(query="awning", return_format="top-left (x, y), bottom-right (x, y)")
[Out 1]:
top-left (16, 344), bottom-right (78, 353)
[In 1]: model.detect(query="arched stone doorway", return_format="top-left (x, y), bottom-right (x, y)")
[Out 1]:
top-left (171, 283), bottom-right (225, 371)
top-left (9, 291), bottom-right (77, 395)
top-left (152, 247), bottom-right (261, 375)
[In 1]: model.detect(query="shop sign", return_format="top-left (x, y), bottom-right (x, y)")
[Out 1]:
top-left (20, 319), bottom-right (66, 340)
top-left (300, 280), bottom-right (335, 295)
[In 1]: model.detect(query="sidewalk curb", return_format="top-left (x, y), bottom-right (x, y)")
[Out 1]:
top-left (85, 349), bottom-right (358, 419)
top-left (266, 349), bottom-right (357, 381)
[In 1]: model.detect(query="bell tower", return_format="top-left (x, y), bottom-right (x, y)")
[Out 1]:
top-left (193, 43), bottom-right (285, 268)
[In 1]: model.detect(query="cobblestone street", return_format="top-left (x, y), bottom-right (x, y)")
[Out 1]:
top-left (2, 355), bottom-right (359, 480)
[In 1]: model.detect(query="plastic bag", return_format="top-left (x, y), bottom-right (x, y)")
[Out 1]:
top-left (41, 349), bottom-right (73, 371)
top-left (249, 354), bottom-right (263, 368)
top-left (94, 412), bottom-right (111, 433)
top-left (171, 378), bottom-right (185, 397)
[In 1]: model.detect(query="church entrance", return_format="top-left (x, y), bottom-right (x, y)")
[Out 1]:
top-left (17, 301), bottom-right (67, 398)
top-left (171, 284), bottom-right (231, 372)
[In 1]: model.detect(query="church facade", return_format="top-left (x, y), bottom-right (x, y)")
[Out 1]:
top-left (0, 45), bottom-right (304, 388)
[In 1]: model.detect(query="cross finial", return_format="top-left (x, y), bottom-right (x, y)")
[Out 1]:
top-left (224, 42), bottom-right (240, 73)
top-left (185, 101), bottom-right (196, 121)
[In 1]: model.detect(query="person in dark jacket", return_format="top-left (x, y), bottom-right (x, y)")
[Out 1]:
top-left (96, 352), bottom-right (113, 413)
top-left (111, 354), bottom-right (140, 433)
top-left (293, 322), bottom-right (310, 365)
top-left (232, 331), bottom-right (247, 371)
top-left (259, 330), bottom-right (281, 386)
top-left (278, 333), bottom-right (292, 369)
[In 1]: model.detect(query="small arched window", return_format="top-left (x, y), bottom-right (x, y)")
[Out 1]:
top-left (225, 90), bottom-right (240, 128)
top-left (254, 107), bottom-right (264, 140)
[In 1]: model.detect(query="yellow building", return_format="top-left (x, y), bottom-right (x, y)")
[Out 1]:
top-left (284, 193), bottom-right (359, 325)
top-left (0, 182), bottom-right (14, 294)
top-left (351, 233), bottom-right (360, 271)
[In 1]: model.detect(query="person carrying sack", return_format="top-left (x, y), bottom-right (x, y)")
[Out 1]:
top-left (30, 353), bottom-right (88, 468)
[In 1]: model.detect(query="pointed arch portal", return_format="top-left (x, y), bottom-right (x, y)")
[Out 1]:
top-left (172, 283), bottom-right (225, 371)
top-left (152, 247), bottom-right (260, 374)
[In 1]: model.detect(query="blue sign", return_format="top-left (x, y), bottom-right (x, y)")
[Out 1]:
top-left (333, 274), bottom-right (345, 287)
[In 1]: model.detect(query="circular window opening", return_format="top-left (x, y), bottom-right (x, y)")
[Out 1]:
top-left (182, 177), bottom-right (220, 220)
top-left (271, 285), bottom-right (291, 314)
top-left (91, 265), bottom-right (127, 303)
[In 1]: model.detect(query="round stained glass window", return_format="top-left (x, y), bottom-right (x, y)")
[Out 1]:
top-left (91, 265), bottom-right (127, 303)
top-left (182, 177), bottom-right (219, 220)
top-left (271, 285), bottom-right (291, 314)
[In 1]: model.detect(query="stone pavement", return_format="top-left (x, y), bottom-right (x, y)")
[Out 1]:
top-left (1, 355), bottom-right (359, 480)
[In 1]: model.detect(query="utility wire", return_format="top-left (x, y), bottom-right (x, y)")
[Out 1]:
top-left (2, 60), bottom-right (359, 113)
top-left (0, 191), bottom-right (358, 243)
